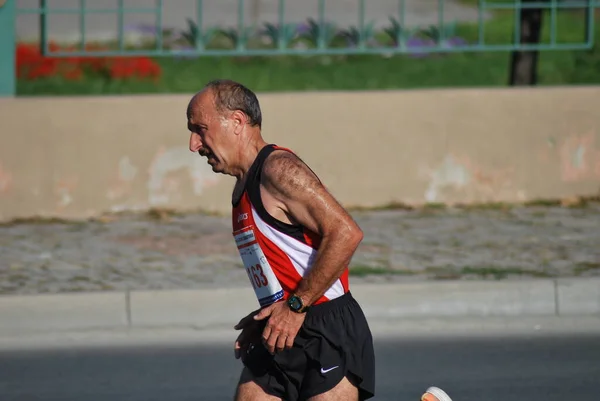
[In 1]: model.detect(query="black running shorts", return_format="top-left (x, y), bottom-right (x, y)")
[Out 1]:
top-left (239, 291), bottom-right (376, 401)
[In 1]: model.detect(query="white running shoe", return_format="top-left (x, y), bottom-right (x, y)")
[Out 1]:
top-left (421, 386), bottom-right (453, 401)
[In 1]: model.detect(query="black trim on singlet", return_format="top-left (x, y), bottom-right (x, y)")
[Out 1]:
top-left (243, 144), bottom-right (314, 245)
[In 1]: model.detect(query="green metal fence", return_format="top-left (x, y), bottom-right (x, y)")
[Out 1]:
top-left (0, 0), bottom-right (16, 97)
top-left (1, 0), bottom-right (600, 96)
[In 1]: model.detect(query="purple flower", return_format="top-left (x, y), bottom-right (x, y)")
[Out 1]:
top-left (124, 23), bottom-right (158, 36)
top-left (445, 36), bottom-right (468, 47)
top-left (296, 23), bottom-right (311, 37)
top-left (406, 36), bottom-right (436, 58)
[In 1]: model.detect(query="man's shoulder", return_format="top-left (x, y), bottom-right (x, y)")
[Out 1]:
top-left (261, 148), bottom-right (321, 197)
top-left (263, 148), bottom-right (300, 172)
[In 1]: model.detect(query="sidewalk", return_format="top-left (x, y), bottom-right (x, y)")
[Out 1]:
top-left (1, 278), bottom-right (598, 337)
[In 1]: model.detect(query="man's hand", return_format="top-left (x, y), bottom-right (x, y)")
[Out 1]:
top-left (233, 309), bottom-right (262, 361)
top-left (254, 300), bottom-right (306, 355)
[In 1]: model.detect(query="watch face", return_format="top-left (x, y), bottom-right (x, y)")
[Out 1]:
top-left (289, 296), bottom-right (302, 311)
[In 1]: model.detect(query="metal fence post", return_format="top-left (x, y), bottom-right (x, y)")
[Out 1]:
top-left (508, 0), bottom-right (544, 86)
top-left (0, 0), bottom-right (16, 97)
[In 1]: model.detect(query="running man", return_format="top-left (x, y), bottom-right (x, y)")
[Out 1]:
top-left (186, 79), bottom-right (453, 401)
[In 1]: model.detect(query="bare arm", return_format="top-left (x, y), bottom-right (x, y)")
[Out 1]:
top-left (261, 151), bottom-right (363, 307)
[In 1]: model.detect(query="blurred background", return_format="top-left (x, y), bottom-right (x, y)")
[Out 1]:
top-left (6, 0), bottom-right (600, 96)
top-left (0, 0), bottom-right (599, 304)
top-left (1, 2), bottom-right (600, 401)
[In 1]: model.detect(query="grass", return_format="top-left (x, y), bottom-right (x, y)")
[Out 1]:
top-left (574, 262), bottom-right (600, 276)
top-left (16, 6), bottom-right (600, 96)
top-left (0, 216), bottom-right (76, 227)
top-left (426, 266), bottom-right (553, 280)
top-left (350, 195), bottom-right (600, 214)
top-left (349, 265), bottom-right (415, 277)
top-left (460, 266), bottom-right (552, 279)
top-left (17, 52), bottom-right (516, 95)
top-left (348, 264), bottom-right (558, 280)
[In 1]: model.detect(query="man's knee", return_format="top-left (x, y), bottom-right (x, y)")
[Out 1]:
top-left (307, 376), bottom-right (359, 401)
top-left (235, 380), bottom-right (282, 401)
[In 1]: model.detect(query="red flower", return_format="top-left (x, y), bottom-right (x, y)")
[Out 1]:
top-left (16, 41), bottom-right (162, 82)
top-left (63, 69), bottom-right (83, 81)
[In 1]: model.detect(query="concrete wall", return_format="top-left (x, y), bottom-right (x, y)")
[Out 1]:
top-left (1, 86), bottom-right (600, 222)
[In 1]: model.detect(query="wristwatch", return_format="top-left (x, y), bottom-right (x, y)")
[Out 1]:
top-left (287, 294), bottom-right (309, 313)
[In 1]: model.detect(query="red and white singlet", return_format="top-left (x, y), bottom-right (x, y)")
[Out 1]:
top-left (231, 144), bottom-right (350, 308)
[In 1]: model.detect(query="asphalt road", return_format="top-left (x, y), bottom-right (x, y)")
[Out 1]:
top-left (1, 332), bottom-right (599, 401)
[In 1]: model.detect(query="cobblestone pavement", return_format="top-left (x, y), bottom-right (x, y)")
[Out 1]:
top-left (1, 204), bottom-right (599, 295)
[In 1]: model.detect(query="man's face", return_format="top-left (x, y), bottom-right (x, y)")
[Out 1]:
top-left (187, 91), bottom-right (236, 175)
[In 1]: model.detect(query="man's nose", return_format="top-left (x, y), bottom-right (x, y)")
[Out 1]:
top-left (189, 133), bottom-right (202, 152)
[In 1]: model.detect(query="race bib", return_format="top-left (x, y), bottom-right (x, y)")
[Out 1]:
top-left (234, 227), bottom-right (284, 307)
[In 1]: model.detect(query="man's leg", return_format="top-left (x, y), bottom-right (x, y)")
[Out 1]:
top-left (306, 376), bottom-right (358, 401)
top-left (234, 379), bottom-right (282, 401)
top-left (305, 380), bottom-right (454, 401)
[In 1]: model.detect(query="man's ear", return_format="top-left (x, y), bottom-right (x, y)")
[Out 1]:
top-left (232, 110), bottom-right (246, 135)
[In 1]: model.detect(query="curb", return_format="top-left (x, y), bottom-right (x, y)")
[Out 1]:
top-left (0, 278), bottom-right (598, 336)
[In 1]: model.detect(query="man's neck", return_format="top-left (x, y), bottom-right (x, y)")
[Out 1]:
top-left (232, 138), bottom-right (268, 179)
